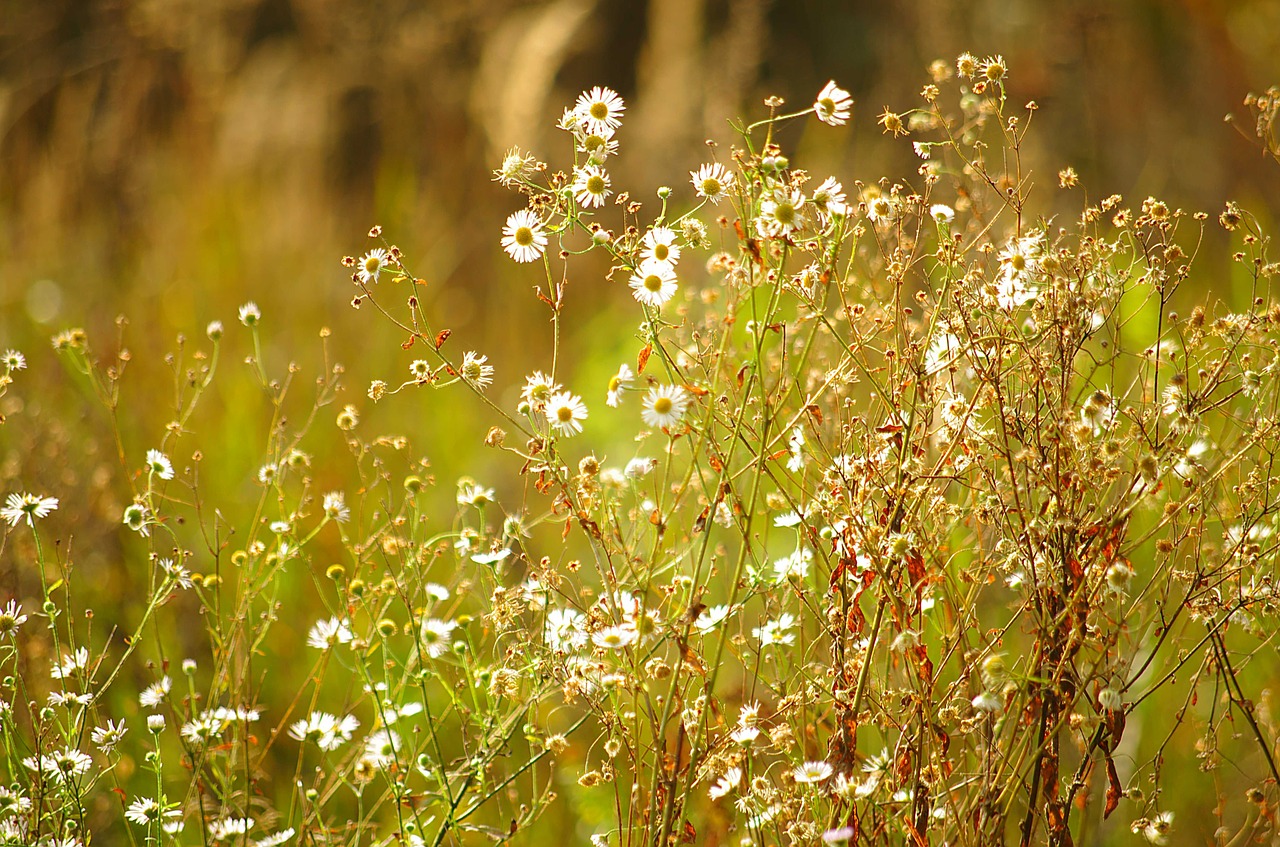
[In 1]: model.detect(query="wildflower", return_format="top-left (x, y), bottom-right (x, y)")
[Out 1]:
top-left (628, 259), bottom-right (678, 307)
top-left (501, 209), bottom-right (549, 263)
top-left (321, 491), bottom-right (350, 523)
top-left (730, 725), bottom-right (760, 746)
top-left (2, 350), bottom-right (26, 371)
top-left (145, 449), bottom-right (174, 480)
top-left (1098, 687), bottom-right (1123, 711)
top-left (238, 302), bottom-right (261, 327)
top-left (757, 189), bottom-right (806, 237)
top-left (810, 177), bottom-right (846, 216)
top-left (693, 603), bottom-right (732, 633)
top-left (772, 548), bottom-right (811, 582)
top-left (1106, 562), bottom-right (1134, 595)
top-left (606, 363), bottom-right (634, 407)
top-left (956, 52), bottom-right (979, 78)
top-left (624, 456), bottom-right (655, 478)
top-left (709, 766), bottom-right (742, 800)
top-left (288, 711), bottom-right (359, 751)
top-left (640, 226), bottom-right (681, 267)
top-left (573, 86), bottom-right (626, 134)
top-left (208, 817), bottom-right (254, 840)
top-left (0, 600), bottom-right (27, 638)
top-left (929, 203), bottom-right (955, 223)
top-left (125, 797), bottom-right (164, 826)
top-left (690, 162), bottom-right (733, 203)
top-left (307, 616), bottom-right (354, 649)
top-left (572, 165), bottom-right (613, 209)
top-left (457, 480), bottom-right (495, 507)
top-left (206, 320), bottom-right (224, 340)
top-left (823, 827), bottom-right (856, 844)
top-left (147, 714), bottom-right (166, 732)
top-left (999, 232), bottom-right (1043, 283)
top-left (813, 80), bottom-right (853, 126)
top-left (592, 624), bottom-right (638, 650)
top-left (1, 492), bottom-right (59, 527)
top-left (753, 612), bottom-right (796, 647)
top-left (793, 760), bottom-right (834, 784)
top-left (786, 426), bottom-right (806, 472)
top-left (1141, 811), bottom-right (1173, 845)
top-left (494, 146), bottom-right (538, 186)
top-left (24, 747), bottom-right (93, 783)
top-left (460, 351), bottom-right (495, 390)
top-left (357, 248), bottom-right (391, 284)
top-left (253, 828), bottom-right (296, 847)
top-left (0, 786), bottom-right (31, 816)
top-left (51, 647), bottom-right (89, 680)
top-left (92, 719), bottom-right (128, 754)
top-left (408, 359), bottom-right (431, 381)
top-left (878, 107), bottom-right (907, 136)
top-left (576, 124), bottom-right (619, 162)
top-left (865, 194), bottom-right (896, 223)
top-left (971, 691), bottom-right (1002, 712)
top-left (641, 384), bottom-right (690, 429)
top-left (419, 618), bottom-right (459, 658)
top-left (363, 729), bottom-right (401, 768)
top-left (521, 371), bottom-right (560, 409)
top-left (982, 55), bottom-right (1007, 83)
top-left (336, 404), bottom-right (360, 430)
top-left (545, 391), bottom-right (588, 437)
top-left (140, 676), bottom-right (171, 708)
top-left (545, 607), bottom-right (588, 651)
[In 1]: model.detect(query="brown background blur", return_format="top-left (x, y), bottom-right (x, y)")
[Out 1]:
top-left (2, 0), bottom-right (1280, 385)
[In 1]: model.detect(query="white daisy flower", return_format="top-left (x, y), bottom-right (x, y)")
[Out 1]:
top-left (690, 162), bottom-right (733, 203)
top-left (238, 302), bottom-right (261, 326)
top-left (545, 607), bottom-right (588, 651)
top-left (363, 729), bottom-right (401, 768)
top-left (502, 209), bottom-right (548, 263)
top-left (460, 351), bottom-right (495, 391)
top-left (357, 248), bottom-right (391, 284)
top-left (628, 259), bottom-right (678, 307)
top-left (930, 203), bottom-right (955, 223)
top-left (419, 618), bottom-right (458, 658)
top-left (1, 492), bottom-right (59, 527)
top-left (811, 177), bottom-right (846, 215)
top-left (521, 371), bottom-right (561, 409)
top-left (307, 617), bottom-right (353, 650)
top-left (865, 194), bottom-right (896, 223)
top-left (640, 384), bottom-right (690, 429)
top-left (576, 124), bottom-right (619, 162)
top-left (693, 603), bottom-right (732, 633)
top-left (0, 600), bottom-right (28, 638)
top-left (572, 165), bottom-right (613, 209)
top-left (2, 350), bottom-right (26, 371)
top-left (640, 226), bottom-right (681, 267)
top-left (146, 449), bottom-right (174, 480)
top-left (591, 624), bottom-right (638, 650)
top-left (757, 189), bottom-right (806, 238)
top-left (51, 647), bottom-right (89, 680)
top-left (573, 86), bottom-right (626, 134)
top-left (793, 760), bottom-right (834, 784)
top-left (606, 363), bottom-right (634, 407)
top-left (545, 391), bottom-right (588, 437)
top-left (752, 612), bottom-right (796, 647)
top-left (322, 491), bottom-right (350, 522)
top-left (709, 766), bottom-right (742, 800)
top-left (140, 676), bottom-right (171, 708)
top-left (813, 80), bottom-right (853, 126)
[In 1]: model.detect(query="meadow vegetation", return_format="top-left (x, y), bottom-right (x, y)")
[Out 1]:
top-left (4, 55), bottom-right (1280, 847)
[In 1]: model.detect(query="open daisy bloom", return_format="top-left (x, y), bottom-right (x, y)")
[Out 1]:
top-left (641, 384), bottom-right (690, 429)
top-left (573, 85), bottom-right (626, 134)
top-left (501, 209), bottom-right (548, 263)
top-left (813, 80), bottom-right (853, 126)
top-left (628, 259), bottom-right (677, 307)
top-left (545, 391), bottom-right (588, 436)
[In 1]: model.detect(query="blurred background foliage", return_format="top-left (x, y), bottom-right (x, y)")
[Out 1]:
top-left (1, 1), bottom-right (1280, 839)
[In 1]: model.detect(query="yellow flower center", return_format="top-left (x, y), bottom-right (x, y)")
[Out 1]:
top-left (363, 256), bottom-right (382, 273)
top-left (653, 243), bottom-right (668, 261)
top-left (819, 97), bottom-right (835, 113)
top-left (702, 178), bottom-right (721, 195)
top-left (590, 102), bottom-right (609, 121)
top-left (557, 406), bottom-right (574, 422)
top-left (515, 226), bottom-right (534, 247)
top-left (644, 274), bottom-right (663, 292)
top-left (774, 203), bottom-right (796, 225)
top-left (653, 397), bottom-right (672, 414)
top-left (587, 175), bottom-right (606, 194)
